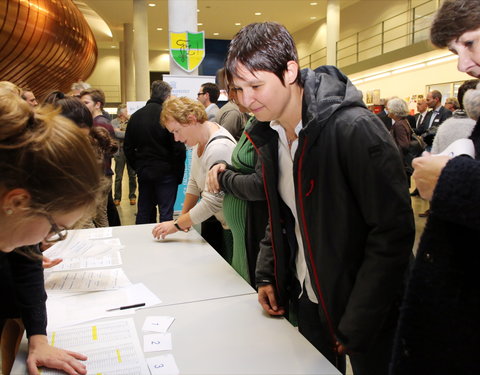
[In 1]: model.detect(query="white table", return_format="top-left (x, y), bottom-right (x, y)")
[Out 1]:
top-left (12, 225), bottom-right (340, 375)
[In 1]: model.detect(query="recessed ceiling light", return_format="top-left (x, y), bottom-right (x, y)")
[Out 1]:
top-left (111, 45), bottom-right (116, 48)
top-left (310, 2), bottom-right (318, 5)
top-left (148, 3), bottom-right (156, 7)
top-left (235, 23), bottom-right (241, 26)
top-left (156, 27), bottom-right (163, 31)
top-left (310, 16), bottom-right (317, 20)
top-left (213, 32), bottom-right (219, 36)
top-left (254, 12), bottom-right (262, 16)
top-left (197, 23), bottom-right (203, 26)
top-left (197, 8), bottom-right (200, 12)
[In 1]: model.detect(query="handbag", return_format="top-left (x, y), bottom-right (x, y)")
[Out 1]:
top-left (406, 122), bottom-right (426, 157)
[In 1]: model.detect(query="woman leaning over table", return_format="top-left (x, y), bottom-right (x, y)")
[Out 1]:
top-left (152, 97), bottom-right (236, 262)
top-left (0, 86), bottom-right (104, 375)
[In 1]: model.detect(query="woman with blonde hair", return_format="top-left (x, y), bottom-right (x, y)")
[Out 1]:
top-left (152, 97), bottom-right (236, 261)
top-left (0, 86), bottom-right (103, 374)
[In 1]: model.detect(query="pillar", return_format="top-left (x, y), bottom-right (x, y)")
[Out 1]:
top-left (326, 0), bottom-right (340, 66)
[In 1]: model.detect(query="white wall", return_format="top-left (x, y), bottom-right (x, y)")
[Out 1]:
top-left (351, 58), bottom-right (472, 105)
top-left (87, 48), bottom-right (121, 103)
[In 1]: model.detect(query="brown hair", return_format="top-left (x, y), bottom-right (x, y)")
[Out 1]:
top-left (0, 88), bottom-right (104, 215)
top-left (225, 22), bottom-right (301, 87)
top-left (430, 0), bottom-right (480, 48)
top-left (79, 88), bottom-right (106, 108)
top-left (160, 97), bottom-right (208, 126)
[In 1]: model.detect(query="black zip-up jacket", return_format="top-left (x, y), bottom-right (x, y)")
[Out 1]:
top-left (250, 67), bottom-right (414, 352)
top-left (124, 98), bottom-right (186, 183)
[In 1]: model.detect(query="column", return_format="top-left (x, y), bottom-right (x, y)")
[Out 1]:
top-left (168, 0), bottom-right (198, 76)
top-left (119, 41), bottom-right (126, 103)
top-left (133, 0), bottom-right (150, 100)
top-left (326, 0), bottom-right (340, 66)
top-left (124, 23), bottom-right (136, 102)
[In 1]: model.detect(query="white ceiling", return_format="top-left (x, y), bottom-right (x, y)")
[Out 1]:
top-left (77, 0), bottom-right (358, 51)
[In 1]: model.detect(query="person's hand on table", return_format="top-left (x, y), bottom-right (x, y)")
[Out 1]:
top-left (206, 163), bottom-right (227, 193)
top-left (42, 256), bottom-right (63, 269)
top-left (152, 221), bottom-right (177, 240)
top-left (257, 284), bottom-right (285, 316)
top-left (27, 335), bottom-right (87, 375)
top-left (412, 153), bottom-right (451, 201)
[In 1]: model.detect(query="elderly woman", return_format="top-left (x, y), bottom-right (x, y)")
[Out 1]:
top-left (152, 97), bottom-right (236, 261)
top-left (386, 97), bottom-right (412, 183)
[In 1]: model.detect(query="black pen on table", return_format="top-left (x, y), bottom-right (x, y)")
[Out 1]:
top-left (106, 302), bottom-right (146, 311)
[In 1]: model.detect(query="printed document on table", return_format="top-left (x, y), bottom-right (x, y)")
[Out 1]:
top-left (47, 283), bottom-right (162, 329)
top-left (46, 250), bottom-right (123, 272)
top-left (31, 318), bottom-right (149, 375)
top-left (44, 268), bottom-right (131, 292)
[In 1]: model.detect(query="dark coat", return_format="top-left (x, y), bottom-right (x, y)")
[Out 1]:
top-left (251, 67), bottom-right (414, 352)
top-left (391, 122), bottom-right (480, 375)
top-left (124, 98), bottom-right (186, 183)
top-left (415, 106), bottom-right (452, 146)
top-left (0, 246), bottom-right (47, 337)
top-left (377, 109), bottom-right (392, 131)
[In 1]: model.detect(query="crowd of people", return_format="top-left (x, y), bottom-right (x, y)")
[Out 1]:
top-left (1, 0), bottom-right (479, 373)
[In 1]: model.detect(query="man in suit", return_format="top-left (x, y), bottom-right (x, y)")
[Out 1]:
top-left (414, 90), bottom-right (452, 216)
top-left (415, 90), bottom-right (452, 149)
top-left (377, 98), bottom-right (393, 131)
top-left (414, 98), bottom-right (428, 129)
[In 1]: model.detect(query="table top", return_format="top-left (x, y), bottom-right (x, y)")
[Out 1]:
top-left (113, 224), bottom-right (255, 306)
top-left (11, 225), bottom-right (340, 375)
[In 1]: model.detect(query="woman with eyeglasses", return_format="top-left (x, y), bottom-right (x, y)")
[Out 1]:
top-left (0, 86), bottom-right (103, 374)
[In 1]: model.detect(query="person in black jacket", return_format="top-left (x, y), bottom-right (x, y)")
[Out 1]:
top-left (0, 84), bottom-right (103, 375)
top-left (391, 0), bottom-right (480, 373)
top-left (124, 81), bottom-right (186, 224)
top-left (225, 22), bottom-right (414, 375)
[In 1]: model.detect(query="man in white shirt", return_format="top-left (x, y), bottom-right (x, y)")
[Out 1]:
top-left (197, 82), bottom-right (220, 121)
top-left (414, 98), bottom-right (428, 129)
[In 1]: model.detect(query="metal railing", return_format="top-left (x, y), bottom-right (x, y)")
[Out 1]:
top-left (298, 0), bottom-right (438, 70)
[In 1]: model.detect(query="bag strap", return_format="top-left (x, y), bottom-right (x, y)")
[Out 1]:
top-left (205, 135), bottom-right (235, 149)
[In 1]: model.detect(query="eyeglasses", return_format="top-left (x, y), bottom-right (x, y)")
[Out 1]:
top-left (44, 214), bottom-right (68, 243)
top-left (197, 92), bottom-right (205, 96)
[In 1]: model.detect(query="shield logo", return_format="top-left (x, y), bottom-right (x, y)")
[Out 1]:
top-left (169, 31), bottom-right (205, 72)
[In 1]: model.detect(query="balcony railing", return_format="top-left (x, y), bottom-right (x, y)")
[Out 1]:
top-left (299, 0), bottom-right (438, 70)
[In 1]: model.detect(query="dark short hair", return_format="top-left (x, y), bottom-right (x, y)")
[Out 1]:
top-left (151, 80), bottom-right (172, 102)
top-left (80, 88), bottom-right (106, 108)
top-left (225, 22), bottom-right (300, 87)
top-left (43, 91), bottom-right (65, 106)
top-left (431, 0), bottom-right (480, 48)
top-left (430, 90), bottom-right (442, 101)
top-left (57, 96), bottom-right (93, 129)
top-left (457, 79), bottom-right (480, 109)
top-left (201, 82), bottom-right (220, 103)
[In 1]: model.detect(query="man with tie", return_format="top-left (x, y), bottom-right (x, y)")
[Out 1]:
top-left (415, 90), bottom-right (452, 151)
top-left (414, 98), bottom-right (428, 129)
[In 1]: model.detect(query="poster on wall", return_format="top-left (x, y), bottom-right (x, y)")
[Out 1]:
top-left (163, 74), bottom-right (215, 100)
top-left (373, 89), bottom-right (381, 105)
top-left (366, 90), bottom-right (374, 105)
top-left (169, 31), bottom-right (205, 72)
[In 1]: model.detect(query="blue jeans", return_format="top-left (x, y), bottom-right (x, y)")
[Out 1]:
top-left (136, 173), bottom-right (178, 224)
top-left (114, 149), bottom-right (137, 200)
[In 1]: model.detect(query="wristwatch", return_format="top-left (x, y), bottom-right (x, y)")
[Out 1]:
top-left (173, 219), bottom-right (183, 231)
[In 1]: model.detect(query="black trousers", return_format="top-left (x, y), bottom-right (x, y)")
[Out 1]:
top-left (297, 292), bottom-right (397, 375)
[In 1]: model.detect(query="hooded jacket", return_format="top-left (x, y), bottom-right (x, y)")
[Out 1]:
top-left (249, 67), bottom-right (414, 352)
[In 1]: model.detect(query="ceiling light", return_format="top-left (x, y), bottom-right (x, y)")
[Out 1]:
top-left (426, 55), bottom-right (457, 65)
top-left (111, 45), bottom-right (116, 48)
top-left (197, 9), bottom-right (200, 12)
top-left (310, 2), bottom-right (318, 5)
top-left (148, 3), bottom-right (156, 7)
top-left (392, 63), bottom-right (426, 74)
top-left (235, 22), bottom-right (241, 26)
top-left (254, 12), bottom-right (262, 16)
top-left (156, 27), bottom-right (163, 31)
top-left (363, 72), bottom-right (391, 82)
top-left (310, 16), bottom-right (317, 20)
top-left (197, 23), bottom-right (203, 26)
top-left (213, 32), bottom-right (219, 36)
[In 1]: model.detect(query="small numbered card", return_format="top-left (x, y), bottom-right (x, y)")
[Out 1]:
top-left (142, 316), bottom-right (175, 333)
top-left (144, 333), bottom-right (172, 352)
top-left (146, 354), bottom-right (179, 374)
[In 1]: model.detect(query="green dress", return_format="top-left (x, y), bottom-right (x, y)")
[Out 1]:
top-left (222, 126), bottom-right (257, 283)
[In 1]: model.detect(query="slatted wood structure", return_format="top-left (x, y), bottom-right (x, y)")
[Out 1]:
top-left (0, 0), bottom-right (97, 100)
